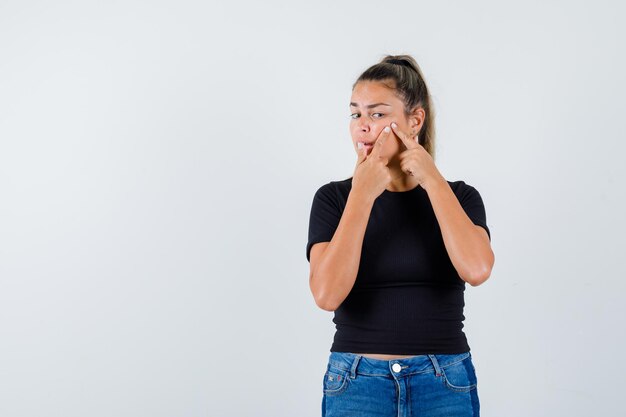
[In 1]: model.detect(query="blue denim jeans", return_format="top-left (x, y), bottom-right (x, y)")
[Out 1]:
top-left (321, 351), bottom-right (479, 417)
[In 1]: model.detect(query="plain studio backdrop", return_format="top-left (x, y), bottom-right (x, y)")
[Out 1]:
top-left (1, 0), bottom-right (625, 416)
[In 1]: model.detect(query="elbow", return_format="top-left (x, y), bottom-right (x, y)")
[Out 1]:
top-left (465, 270), bottom-right (490, 287)
top-left (312, 289), bottom-right (338, 311)
top-left (315, 296), bottom-right (338, 312)
top-left (310, 274), bottom-right (339, 312)
top-left (463, 257), bottom-right (495, 287)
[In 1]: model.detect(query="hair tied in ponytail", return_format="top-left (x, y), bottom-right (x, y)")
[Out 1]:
top-left (386, 59), bottom-right (410, 67)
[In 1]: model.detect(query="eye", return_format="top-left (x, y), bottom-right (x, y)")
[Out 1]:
top-left (350, 113), bottom-right (384, 119)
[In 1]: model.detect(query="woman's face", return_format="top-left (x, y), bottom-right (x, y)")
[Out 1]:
top-left (349, 80), bottom-right (420, 161)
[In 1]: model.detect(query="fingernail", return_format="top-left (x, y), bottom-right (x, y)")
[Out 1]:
top-left (357, 142), bottom-right (363, 149)
top-left (383, 126), bottom-right (390, 133)
top-left (391, 122), bottom-right (397, 128)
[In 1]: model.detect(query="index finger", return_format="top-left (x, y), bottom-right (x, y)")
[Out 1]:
top-left (390, 122), bottom-right (419, 150)
top-left (370, 126), bottom-right (391, 158)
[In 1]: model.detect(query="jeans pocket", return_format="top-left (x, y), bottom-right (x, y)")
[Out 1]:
top-left (322, 365), bottom-right (350, 396)
top-left (441, 354), bottom-right (478, 393)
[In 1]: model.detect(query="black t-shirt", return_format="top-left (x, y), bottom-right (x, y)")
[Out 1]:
top-left (306, 177), bottom-right (491, 354)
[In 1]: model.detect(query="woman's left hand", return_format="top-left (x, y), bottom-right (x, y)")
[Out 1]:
top-left (390, 122), bottom-right (444, 189)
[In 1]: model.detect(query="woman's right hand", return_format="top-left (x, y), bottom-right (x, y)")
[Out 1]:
top-left (351, 126), bottom-right (392, 203)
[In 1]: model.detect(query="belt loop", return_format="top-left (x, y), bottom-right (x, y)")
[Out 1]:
top-left (428, 354), bottom-right (442, 377)
top-left (350, 354), bottom-right (362, 379)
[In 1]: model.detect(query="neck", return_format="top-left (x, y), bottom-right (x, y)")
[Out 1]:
top-left (385, 162), bottom-right (421, 192)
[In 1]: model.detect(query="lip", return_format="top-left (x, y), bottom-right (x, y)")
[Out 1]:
top-left (357, 142), bottom-right (374, 151)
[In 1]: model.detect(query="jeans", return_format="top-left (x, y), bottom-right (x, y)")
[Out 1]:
top-left (321, 351), bottom-right (480, 417)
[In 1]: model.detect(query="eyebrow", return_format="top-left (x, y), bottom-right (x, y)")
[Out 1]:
top-left (349, 102), bottom-right (392, 109)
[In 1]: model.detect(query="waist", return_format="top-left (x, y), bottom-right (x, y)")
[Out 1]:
top-left (355, 353), bottom-right (421, 360)
top-left (331, 284), bottom-right (469, 354)
top-left (326, 351), bottom-right (472, 376)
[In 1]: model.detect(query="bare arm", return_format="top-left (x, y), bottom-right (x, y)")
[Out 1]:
top-left (423, 175), bottom-right (495, 286)
top-left (309, 126), bottom-right (393, 311)
top-left (309, 190), bottom-right (374, 311)
top-left (387, 122), bottom-right (495, 287)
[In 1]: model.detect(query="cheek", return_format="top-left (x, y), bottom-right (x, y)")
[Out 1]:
top-left (384, 134), bottom-right (401, 153)
top-left (350, 121), bottom-right (364, 135)
top-left (349, 125), bottom-right (358, 141)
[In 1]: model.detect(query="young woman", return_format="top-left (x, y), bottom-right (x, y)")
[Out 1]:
top-left (306, 54), bottom-right (495, 416)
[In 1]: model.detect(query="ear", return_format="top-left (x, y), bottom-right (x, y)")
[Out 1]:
top-left (408, 106), bottom-right (426, 133)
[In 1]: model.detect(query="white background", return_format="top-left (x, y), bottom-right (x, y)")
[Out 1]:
top-left (1, 1), bottom-right (625, 416)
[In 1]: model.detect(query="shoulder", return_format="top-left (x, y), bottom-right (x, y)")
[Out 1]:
top-left (313, 177), bottom-right (352, 200)
top-left (446, 179), bottom-right (489, 208)
top-left (308, 177), bottom-right (352, 216)
top-left (447, 179), bottom-right (482, 197)
top-left (447, 179), bottom-right (476, 191)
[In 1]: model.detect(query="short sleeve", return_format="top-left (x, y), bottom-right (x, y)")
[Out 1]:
top-left (456, 182), bottom-right (491, 241)
top-left (306, 183), bottom-right (342, 262)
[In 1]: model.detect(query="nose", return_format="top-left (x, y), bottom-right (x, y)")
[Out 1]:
top-left (356, 118), bottom-right (370, 133)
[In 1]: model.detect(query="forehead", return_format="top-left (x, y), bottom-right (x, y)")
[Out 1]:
top-left (350, 80), bottom-right (401, 105)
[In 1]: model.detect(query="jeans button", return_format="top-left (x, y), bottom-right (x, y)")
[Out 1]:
top-left (392, 363), bottom-right (402, 373)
